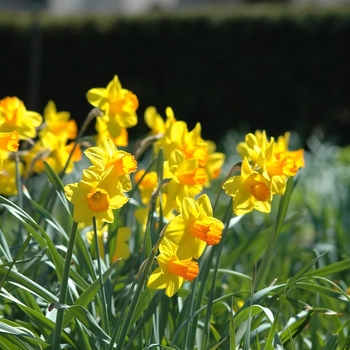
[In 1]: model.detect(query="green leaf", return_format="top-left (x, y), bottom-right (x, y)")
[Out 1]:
top-left (322, 334), bottom-right (338, 350)
top-left (280, 309), bottom-right (314, 345)
top-left (66, 305), bottom-right (111, 342)
top-left (43, 161), bottom-right (71, 214)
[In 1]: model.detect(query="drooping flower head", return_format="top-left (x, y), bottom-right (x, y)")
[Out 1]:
top-left (147, 237), bottom-right (199, 297)
top-left (0, 96), bottom-right (42, 140)
top-left (165, 195), bottom-right (224, 260)
top-left (86, 75), bottom-right (138, 139)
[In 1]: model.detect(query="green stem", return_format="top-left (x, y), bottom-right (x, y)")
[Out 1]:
top-left (92, 216), bottom-right (110, 337)
top-left (51, 220), bottom-right (78, 350)
top-left (201, 198), bottom-right (233, 350)
top-left (108, 225), bottom-right (167, 350)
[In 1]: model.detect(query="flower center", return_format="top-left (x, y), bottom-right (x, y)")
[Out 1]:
top-left (0, 131), bottom-right (19, 152)
top-left (251, 183), bottom-right (270, 201)
top-left (167, 258), bottom-right (199, 281)
top-left (189, 219), bottom-right (223, 245)
top-left (178, 168), bottom-right (207, 185)
top-left (87, 188), bottom-right (110, 212)
top-left (106, 153), bottom-right (137, 175)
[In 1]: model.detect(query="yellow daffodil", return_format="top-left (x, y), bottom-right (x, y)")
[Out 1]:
top-left (86, 75), bottom-right (138, 138)
top-left (236, 130), bottom-right (272, 164)
top-left (40, 100), bottom-right (77, 143)
top-left (84, 137), bottom-right (137, 192)
top-left (165, 150), bottom-right (206, 210)
top-left (147, 237), bottom-right (199, 297)
top-left (151, 107), bottom-right (208, 166)
top-left (222, 157), bottom-right (272, 215)
top-left (95, 117), bottom-right (128, 147)
top-left (0, 96), bottom-right (42, 140)
top-left (165, 195), bottom-right (224, 260)
top-left (64, 167), bottom-right (129, 223)
top-left (144, 106), bottom-right (166, 135)
top-left (274, 132), bottom-right (305, 169)
top-left (0, 131), bottom-right (19, 172)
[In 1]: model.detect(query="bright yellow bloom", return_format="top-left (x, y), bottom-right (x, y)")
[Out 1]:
top-left (86, 75), bottom-right (138, 138)
top-left (95, 117), bottom-right (128, 147)
top-left (166, 150), bottom-right (207, 210)
top-left (84, 137), bottom-right (137, 192)
top-left (236, 130), bottom-right (272, 164)
top-left (144, 106), bottom-right (167, 135)
top-left (0, 131), bottom-right (19, 172)
top-left (151, 108), bottom-right (208, 166)
top-left (40, 100), bottom-right (77, 143)
top-left (274, 132), bottom-right (305, 169)
top-left (222, 157), bottom-right (272, 215)
top-left (64, 167), bottom-right (129, 223)
top-left (147, 237), bottom-right (199, 297)
top-left (165, 195), bottom-right (224, 259)
top-left (0, 96), bottom-right (42, 140)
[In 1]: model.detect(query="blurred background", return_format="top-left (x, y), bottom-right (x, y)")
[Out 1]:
top-left (1, 0), bottom-right (350, 145)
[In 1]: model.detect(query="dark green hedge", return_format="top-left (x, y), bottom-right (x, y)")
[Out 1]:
top-left (2, 5), bottom-right (350, 145)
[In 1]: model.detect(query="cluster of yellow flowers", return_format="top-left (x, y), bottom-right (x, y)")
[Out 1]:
top-left (0, 96), bottom-right (80, 195)
top-left (0, 74), bottom-right (304, 298)
top-left (222, 130), bottom-right (305, 215)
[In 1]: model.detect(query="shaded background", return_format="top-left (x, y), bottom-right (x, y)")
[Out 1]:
top-left (1, 0), bottom-right (350, 145)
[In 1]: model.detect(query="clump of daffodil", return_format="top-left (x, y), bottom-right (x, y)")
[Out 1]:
top-left (223, 130), bottom-right (304, 215)
top-left (147, 237), bottom-right (199, 297)
top-left (0, 131), bottom-right (19, 172)
top-left (144, 106), bottom-right (225, 184)
top-left (64, 167), bottom-right (129, 223)
top-left (86, 75), bottom-right (138, 140)
top-left (165, 194), bottom-right (224, 260)
top-left (0, 96), bottom-right (42, 140)
top-left (21, 101), bottom-right (81, 177)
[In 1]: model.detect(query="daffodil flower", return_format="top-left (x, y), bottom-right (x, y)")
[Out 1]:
top-left (64, 167), bottom-right (129, 223)
top-left (40, 100), bottom-right (77, 143)
top-left (84, 137), bottom-right (137, 192)
top-left (222, 157), bottom-right (272, 215)
top-left (165, 195), bottom-right (224, 260)
top-left (166, 150), bottom-right (206, 210)
top-left (147, 238), bottom-right (199, 297)
top-left (0, 96), bottom-right (42, 140)
top-left (86, 75), bottom-right (138, 138)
